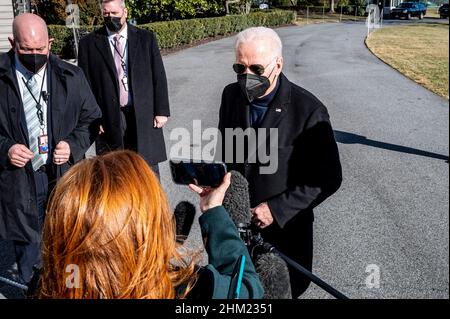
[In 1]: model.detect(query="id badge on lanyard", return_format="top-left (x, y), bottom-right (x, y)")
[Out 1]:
top-left (122, 76), bottom-right (129, 91)
top-left (38, 132), bottom-right (49, 154)
top-left (22, 67), bottom-right (49, 155)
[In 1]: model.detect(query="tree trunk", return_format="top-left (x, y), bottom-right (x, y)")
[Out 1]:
top-left (245, 0), bottom-right (251, 14)
top-left (330, 0), bottom-right (335, 13)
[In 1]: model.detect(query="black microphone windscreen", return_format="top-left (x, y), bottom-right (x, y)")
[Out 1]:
top-left (222, 170), bottom-right (252, 226)
top-left (255, 252), bottom-right (292, 299)
top-left (174, 201), bottom-right (196, 244)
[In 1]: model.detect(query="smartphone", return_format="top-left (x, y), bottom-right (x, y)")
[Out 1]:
top-left (169, 159), bottom-right (227, 187)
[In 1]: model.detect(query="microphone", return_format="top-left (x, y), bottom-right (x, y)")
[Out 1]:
top-left (260, 242), bottom-right (350, 299)
top-left (222, 171), bottom-right (349, 299)
top-left (222, 171), bottom-right (292, 299)
top-left (222, 170), bottom-right (252, 227)
top-left (255, 253), bottom-right (292, 299)
top-left (173, 201), bottom-right (196, 244)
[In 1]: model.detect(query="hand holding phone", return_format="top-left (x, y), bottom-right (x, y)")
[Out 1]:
top-left (170, 159), bottom-right (227, 187)
top-left (188, 173), bottom-right (231, 213)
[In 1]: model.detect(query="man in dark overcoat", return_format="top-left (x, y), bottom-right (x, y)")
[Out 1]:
top-left (78, 0), bottom-right (170, 175)
top-left (0, 13), bottom-right (101, 285)
top-left (218, 27), bottom-right (343, 298)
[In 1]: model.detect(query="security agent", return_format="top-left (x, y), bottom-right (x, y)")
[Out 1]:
top-left (78, 0), bottom-right (170, 176)
top-left (0, 13), bottom-right (101, 286)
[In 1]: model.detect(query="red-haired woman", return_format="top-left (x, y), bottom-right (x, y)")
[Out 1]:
top-left (38, 150), bottom-right (263, 299)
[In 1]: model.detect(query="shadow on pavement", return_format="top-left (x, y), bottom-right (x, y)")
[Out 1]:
top-left (334, 130), bottom-right (449, 161)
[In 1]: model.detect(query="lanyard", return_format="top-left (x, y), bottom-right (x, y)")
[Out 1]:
top-left (21, 66), bottom-right (47, 130)
top-left (112, 37), bottom-right (128, 74)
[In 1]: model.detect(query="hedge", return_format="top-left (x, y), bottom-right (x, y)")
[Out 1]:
top-left (48, 10), bottom-right (296, 59)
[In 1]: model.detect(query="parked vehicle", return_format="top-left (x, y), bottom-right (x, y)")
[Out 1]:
top-left (439, 3), bottom-right (449, 18)
top-left (391, 2), bottom-right (427, 19)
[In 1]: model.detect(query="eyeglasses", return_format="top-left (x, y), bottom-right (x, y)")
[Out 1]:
top-left (232, 58), bottom-right (276, 76)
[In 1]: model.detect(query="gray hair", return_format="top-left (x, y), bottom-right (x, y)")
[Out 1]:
top-left (101, 0), bottom-right (126, 9)
top-left (235, 27), bottom-right (283, 60)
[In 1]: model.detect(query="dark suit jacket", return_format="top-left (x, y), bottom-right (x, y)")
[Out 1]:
top-left (78, 24), bottom-right (170, 165)
top-left (218, 73), bottom-right (342, 229)
top-left (0, 51), bottom-right (102, 242)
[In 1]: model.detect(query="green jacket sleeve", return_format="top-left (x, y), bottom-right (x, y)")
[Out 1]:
top-left (199, 205), bottom-right (264, 299)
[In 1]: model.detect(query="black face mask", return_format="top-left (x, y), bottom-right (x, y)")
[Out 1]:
top-left (104, 16), bottom-right (123, 32)
top-left (237, 73), bottom-right (271, 103)
top-left (18, 54), bottom-right (48, 74)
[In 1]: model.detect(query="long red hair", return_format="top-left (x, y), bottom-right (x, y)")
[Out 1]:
top-left (39, 150), bottom-right (198, 298)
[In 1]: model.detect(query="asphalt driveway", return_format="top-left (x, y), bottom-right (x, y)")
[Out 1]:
top-left (1, 20), bottom-right (448, 299)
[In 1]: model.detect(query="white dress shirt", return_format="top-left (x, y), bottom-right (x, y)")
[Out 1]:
top-left (14, 54), bottom-right (48, 164)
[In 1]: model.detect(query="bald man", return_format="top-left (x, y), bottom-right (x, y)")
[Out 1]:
top-left (0, 13), bottom-right (101, 287)
top-left (218, 27), bottom-right (342, 298)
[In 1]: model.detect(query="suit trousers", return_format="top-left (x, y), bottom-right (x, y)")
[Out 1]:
top-left (12, 169), bottom-right (49, 285)
top-left (120, 106), bottom-right (160, 178)
top-left (95, 106), bottom-right (160, 178)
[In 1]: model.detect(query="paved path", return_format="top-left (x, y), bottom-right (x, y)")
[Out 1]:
top-left (161, 21), bottom-right (449, 299)
top-left (1, 21), bottom-right (448, 299)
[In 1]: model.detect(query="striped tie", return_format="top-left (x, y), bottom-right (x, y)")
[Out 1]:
top-left (114, 34), bottom-right (128, 106)
top-left (23, 75), bottom-right (45, 171)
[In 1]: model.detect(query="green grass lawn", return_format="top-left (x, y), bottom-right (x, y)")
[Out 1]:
top-left (426, 7), bottom-right (441, 19)
top-left (366, 23), bottom-right (449, 99)
top-left (296, 13), bottom-right (367, 25)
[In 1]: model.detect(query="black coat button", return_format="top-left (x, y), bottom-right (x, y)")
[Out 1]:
top-left (10, 107), bottom-right (16, 113)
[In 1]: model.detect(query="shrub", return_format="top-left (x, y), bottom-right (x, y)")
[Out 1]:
top-left (127, 0), bottom-right (227, 23)
top-left (48, 25), bottom-right (97, 59)
top-left (49, 10), bottom-right (295, 58)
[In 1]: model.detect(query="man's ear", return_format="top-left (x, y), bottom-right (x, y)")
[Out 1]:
top-left (8, 37), bottom-right (15, 50)
top-left (48, 38), bottom-right (54, 51)
top-left (276, 56), bottom-right (284, 74)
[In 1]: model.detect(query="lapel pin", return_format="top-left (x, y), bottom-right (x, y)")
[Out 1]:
top-left (275, 108), bottom-right (282, 113)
